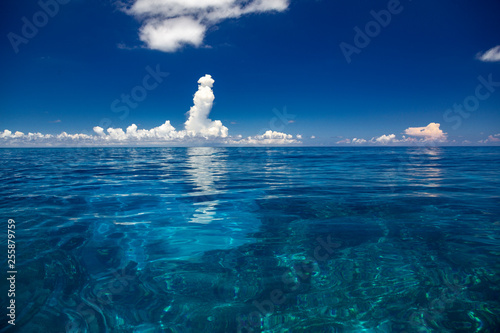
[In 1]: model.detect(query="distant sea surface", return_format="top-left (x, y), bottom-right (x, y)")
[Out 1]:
top-left (1, 147), bottom-right (499, 332)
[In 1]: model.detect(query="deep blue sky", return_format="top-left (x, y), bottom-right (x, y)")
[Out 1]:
top-left (1, 0), bottom-right (500, 145)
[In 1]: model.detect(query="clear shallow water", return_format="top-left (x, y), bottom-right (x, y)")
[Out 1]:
top-left (0, 147), bottom-right (499, 333)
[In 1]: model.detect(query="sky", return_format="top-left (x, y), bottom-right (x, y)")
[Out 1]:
top-left (0, 0), bottom-right (499, 146)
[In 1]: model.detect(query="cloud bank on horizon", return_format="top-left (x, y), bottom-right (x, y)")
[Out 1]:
top-left (1, 75), bottom-right (497, 147)
top-left (0, 75), bottom-right (301, 146)
top-left (124, 0), bottom-right (289, 52)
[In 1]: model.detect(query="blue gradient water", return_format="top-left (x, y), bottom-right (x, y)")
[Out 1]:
top-left (1, 147), bottom-right (499, 332)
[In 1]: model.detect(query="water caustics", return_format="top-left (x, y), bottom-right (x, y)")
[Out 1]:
top-left (0, 147), bottom-right (499, 332)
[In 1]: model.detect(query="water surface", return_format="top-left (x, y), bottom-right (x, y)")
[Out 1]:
top-left (1, 147), bottom-right (499, 332)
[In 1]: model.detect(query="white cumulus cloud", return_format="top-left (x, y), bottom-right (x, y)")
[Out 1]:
top-left (139, 17), bottom-right (206, 53)
top-left (93, 121), bottom-right (182, 142)
top-left (124, 0), bottom-right (289, 52)
top-left (372, 134), bottom-right (397, 144)
top-left (0, 130), bottom-right (12, 138)
top-left (477, 45), bottom-right (500, 62)
top-left (403, 122), bottom-right (446, 141)
top-left (184, 75), bottom-right (228, 138)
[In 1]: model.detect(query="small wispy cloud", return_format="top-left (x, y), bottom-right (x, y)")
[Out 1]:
top-left (480, 135), bottom-right (500, 144)
top-left (116, 43), bottom-right (140, 50)
top-left (124, 0), bottom-right (289, 53)
top-left (488, 135), bottom-right (500, 142)
top-left (230, 130), bottom-right (299, 145)
top-left (49, 119), bottom-right (62, 123)
top-left (477, 45), bottom-right (500, 62)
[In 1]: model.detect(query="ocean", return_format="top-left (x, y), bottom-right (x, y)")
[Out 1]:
top-left (1, 147), bottom-right (499, 332)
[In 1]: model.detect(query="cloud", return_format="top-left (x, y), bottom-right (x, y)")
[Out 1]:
top-left (231, 130), bottom-right (300, 145)
top-left (488, 135), bottom-right (500, 142)
top-left (0, 130), bottom-right (12, 138)
top-left (481, 135), bottom-right (500, 144)
top-left (0, 129), bottom-right (95, 145)
top-left (372, 134), bottom-right (397, 144)
top-left (184, 75), bottom-right (228, 138)
top-left (0, 129), bottom-right (54, 140)
top-left (92, 121), bottom-right (182, 142)
top-left (0, 75), bottom-right (299, 147)
top-left (476, 137), bottom-right (500, 144)
top-left (336, 123), bottom-right (447, 145)
top-left (139, 17), bottom-right (206, 53)
top-left (477, 45), bottom-right (500, 62)
top-left (403, 122), bottom-right (446, 141)
top-left (125, 0), bottom-right (289, 52)
top-left (352, 138), bottom-right (367, 144)
top-left (225, 130), bottom-right (302, 146)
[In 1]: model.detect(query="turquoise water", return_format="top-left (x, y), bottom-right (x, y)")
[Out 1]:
top-left (1, 147), bottom-right (499, 332)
